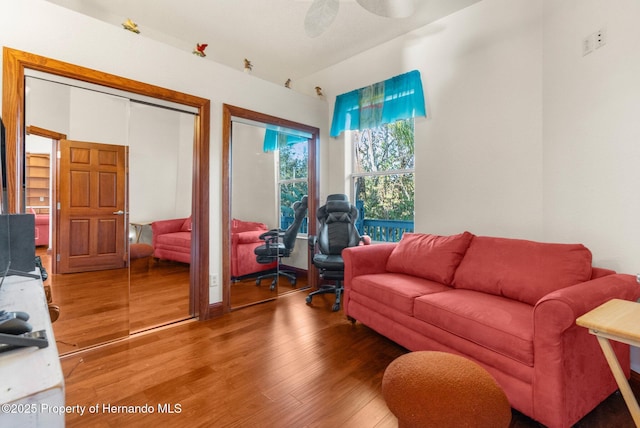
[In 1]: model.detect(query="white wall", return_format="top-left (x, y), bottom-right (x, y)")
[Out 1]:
top-left (542, 0), bottom-right (640, 372)
top-left (542, 0), bottom-right (640, 272)
top-left (25, 78), bottom-right (70, 135)
top-left (69, 88), bottom-right (129, 145)
top-left (231, 122), bottom-right (278, 228)
top-left (0, 0), bottom-right (328, 304)
top-left (128, 103), bottom-right (194, 225)
top-left (300, 0), bottom-right (544, 239)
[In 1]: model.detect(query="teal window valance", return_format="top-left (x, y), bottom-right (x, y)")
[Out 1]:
top-left (330, 70), bottom-right (427, 137)
top-left (263, 128), bottom-right (310, 152)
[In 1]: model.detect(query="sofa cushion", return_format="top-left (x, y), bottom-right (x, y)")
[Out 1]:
top-left (235, 230), bottom-right (265, 245)
top-left (414, 289), bottom-right (534, 366)
top-left (350, 273), bottom-right (452, 316)
top-left (156, 231), bottom-right (191, 249)
top-left (453, 236), bottom-right (592, 305)
top-left (386, 232), bottom-right (474, 285)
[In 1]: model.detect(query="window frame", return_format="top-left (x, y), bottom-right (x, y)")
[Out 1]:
top-left (277, 141), bottom-right (309, 236)
top-left (349, 119), bottom-right (416, 241)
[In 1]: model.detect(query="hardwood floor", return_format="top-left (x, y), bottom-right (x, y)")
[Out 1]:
top-left (230, 269), bottom-right (310, 309)
top-left (60, 290), bottom-right (640, 427)
top-left (129, 259), bottom-right (191, 332)
top-left (38, 248), bottom-right (191, 354)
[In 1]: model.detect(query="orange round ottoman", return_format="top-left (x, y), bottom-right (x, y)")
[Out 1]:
top-left (382, 351), bottom-right (512, 428)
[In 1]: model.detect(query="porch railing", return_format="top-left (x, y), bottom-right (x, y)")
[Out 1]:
top-left (280, 216), bottom-right (412, 242)
top-left (355, 200), bottom-right (413, 242)
top-left (358, 219), bottom-right (413, 242)
top-left (280, 216), bottom-right (308, 234)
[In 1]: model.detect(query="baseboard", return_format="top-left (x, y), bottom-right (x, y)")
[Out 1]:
top-left (279, 265), bottom-right (307, 276)
top-left (207, 302), bottom-right (224, 319)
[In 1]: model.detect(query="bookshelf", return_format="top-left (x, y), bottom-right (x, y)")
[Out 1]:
top-left (25, 153), bottom-right (50, 214)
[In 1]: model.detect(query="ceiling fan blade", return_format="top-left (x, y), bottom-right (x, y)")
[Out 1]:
top-left (356, 0), bottom-right (415, 18)
top-left (304, 0), bottom-right (340, 38)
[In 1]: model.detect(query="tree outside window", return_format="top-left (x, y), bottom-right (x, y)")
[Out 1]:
top-left (351, 119), bottom-right (414, 241)
top-left (279, 140), bottom-right (308, 233)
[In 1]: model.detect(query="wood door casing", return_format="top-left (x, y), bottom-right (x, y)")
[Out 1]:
top-left (58, 140), bottom-right (127, 273)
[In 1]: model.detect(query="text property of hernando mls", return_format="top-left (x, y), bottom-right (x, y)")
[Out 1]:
top-left (1, 403), bottom-right (182, 416)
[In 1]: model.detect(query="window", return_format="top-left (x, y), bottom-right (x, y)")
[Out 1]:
top-left (351, 118), bottom-right (414, 242)
top-left (278, 140), bottom-right (308, 233)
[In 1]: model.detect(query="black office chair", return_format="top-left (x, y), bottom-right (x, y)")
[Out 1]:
top-left (254, 195), bottom-right (308, 291)
top-left (306, 194), bottom-right (364, 312)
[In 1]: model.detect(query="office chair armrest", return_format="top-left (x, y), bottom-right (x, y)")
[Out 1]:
top-left (259, 229), bottom-right (283, 245)
top-left (360, 235), bottom-right (372, 245)
top-left (308, 235), bottom-right (317, 251)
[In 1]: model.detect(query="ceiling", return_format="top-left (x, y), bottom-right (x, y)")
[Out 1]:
top-left (45, 0), bottom-right (481, 87)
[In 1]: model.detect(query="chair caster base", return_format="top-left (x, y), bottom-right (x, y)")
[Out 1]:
top-left (332, 303), bottom-right (340, 312)
top-left (306, 295), bottom-right (312, 304)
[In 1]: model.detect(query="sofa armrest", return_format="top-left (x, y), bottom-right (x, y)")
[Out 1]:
top-left (531, 273), bottom-right (640, 424)
top-left (343, 243), bottom-right (396, 281)
top-left (534, 273), bottom-right (640, 331)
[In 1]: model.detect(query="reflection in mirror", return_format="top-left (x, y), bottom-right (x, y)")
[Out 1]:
top-left (127, 103), bottom-right (194, 333)
top-left (228, 118), bottom-right (313, 309)
top-left (25, 75), bottom-right (194, 353)
top-left (3, 48), bottom-right (210, 352)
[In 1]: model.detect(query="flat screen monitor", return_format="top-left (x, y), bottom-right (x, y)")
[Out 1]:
top-left (0, 214), bottom-right (36, 275)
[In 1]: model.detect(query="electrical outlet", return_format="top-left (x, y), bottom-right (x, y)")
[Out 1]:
top-left (582, 34), bottom-right (594, 56)
top-left (594, 28), bottom-right (606, 49)
top-left (209, 274), bottom-right (218, 288)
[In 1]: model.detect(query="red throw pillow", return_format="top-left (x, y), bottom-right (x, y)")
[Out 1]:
top-left (453, 236), bottom-right (593, 305)
top-left (386, 232), bottom-right (474, 285)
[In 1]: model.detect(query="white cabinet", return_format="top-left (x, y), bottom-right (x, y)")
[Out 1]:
top-left (0, 272), bottom-right (64, 427)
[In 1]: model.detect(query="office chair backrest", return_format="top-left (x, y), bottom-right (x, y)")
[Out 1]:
top-left (316, 194), bottom-right (360, 255)
top-left (282, 195), bottom-right (308, 251)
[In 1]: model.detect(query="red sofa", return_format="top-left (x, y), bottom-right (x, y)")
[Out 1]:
top-left (343, 232), bottom-right (640, 428)
top-left (231, 218), bottom-right (276, 279)
top-left (34, 215), bottom-right (49, 247)
top-left (30, 208), bottom-right (49, 247)
top-left (151, 217), bottom-right (191, 264)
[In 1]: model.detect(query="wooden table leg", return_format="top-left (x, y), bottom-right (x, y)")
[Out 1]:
top-left (596, 335), bottom-right (640, 426)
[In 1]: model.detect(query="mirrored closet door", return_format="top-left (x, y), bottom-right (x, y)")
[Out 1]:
top-left (3, 49), bottom-right (210, 356)
top-left (25, 75), bottom-right (195, 353)
top-left (222, 104), bottom-right (319, 310)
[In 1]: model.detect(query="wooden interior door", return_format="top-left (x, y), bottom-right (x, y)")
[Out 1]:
top-left (58, 140), bottom-right (127, 274)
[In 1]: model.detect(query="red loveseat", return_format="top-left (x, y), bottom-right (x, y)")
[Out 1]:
top-left (231, 218), bottom-right (276, 279)
top-left (343, 232), bottom-right (640, 428)
top-left (151, 217), bottom-right (191, 264)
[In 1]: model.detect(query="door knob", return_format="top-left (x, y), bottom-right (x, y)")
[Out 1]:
top-left (112, 210), bottom-right (125, 215)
